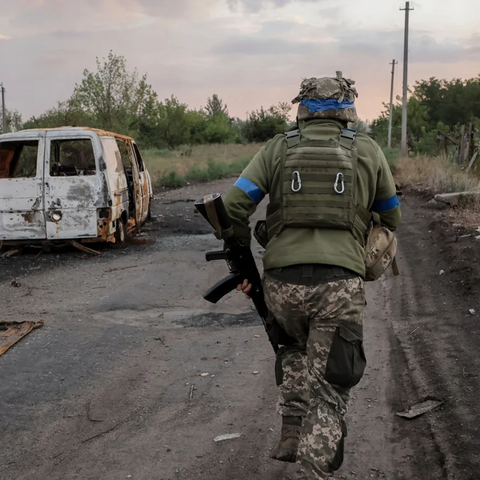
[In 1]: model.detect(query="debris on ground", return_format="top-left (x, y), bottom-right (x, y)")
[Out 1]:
top-left (70, 241), bottom-right (101, 256)
top-left (128, 236), bottom-right (156, 245)
top-left (0, 321), bottom-right (45, 356)
top-left (469, 309), bottom-right (476, 315)
top-left (396, 399), bottom-right (443, 419)
top-left (2, 249), bottom-right (20, 259)
top-left (434, 191), bottom-right (480, 208)
top-left (189, 384), bottom-right (196, 401)
top-left (213, 433), bottom-right (242, 443)
top-left (10, 279), bottom-right (21, 287)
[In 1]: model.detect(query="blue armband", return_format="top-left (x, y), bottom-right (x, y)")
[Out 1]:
top-left (372, 194), bottom-right (401, 212)
top-left (233, 177), bottom-right (265, 204)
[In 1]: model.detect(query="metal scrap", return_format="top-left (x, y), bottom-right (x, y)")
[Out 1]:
top-left (70, 240), bottom-right (101, 256)
top-left (213, 433), bottom-right (242, 443)
top-left (396, 399), bottom-right (443, 419)
top-left (0, 320), bottom-right (45, 356)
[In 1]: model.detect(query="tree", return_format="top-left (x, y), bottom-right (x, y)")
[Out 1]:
top-left (205, 94), bottom-right (229, 118)
top-left (0, 108), bottom-right (23, 133)
top-left (156, 96), bottom-right (191, 148)
top-left (23, 100), bottom-right (95, 130)
top-left (242, 103), bottom-right (291, 143)
top-left (71, 51), bottom-right (157, 134)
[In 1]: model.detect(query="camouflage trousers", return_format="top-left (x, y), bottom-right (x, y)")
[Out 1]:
top-left (263, 266), bottom-right (366, 480)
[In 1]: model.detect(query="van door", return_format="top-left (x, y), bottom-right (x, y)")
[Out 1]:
top-left (44, 132), bottom-right (102, 240)
top-left (0, 133), bottom-right (47, 241)
top-left (132, 142), bottom-right (151, 224)
top-left (116, 139), bottom-right (143, 228)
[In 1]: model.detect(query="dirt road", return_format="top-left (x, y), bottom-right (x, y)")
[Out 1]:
top-left (1, 179), bottom-right (478, 480)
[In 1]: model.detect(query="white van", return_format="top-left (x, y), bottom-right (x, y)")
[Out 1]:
top-left (0, 127), bottom-right (153, 247)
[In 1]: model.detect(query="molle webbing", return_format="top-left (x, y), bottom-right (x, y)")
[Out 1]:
top-left (265, 130), bottom-right (370, 245)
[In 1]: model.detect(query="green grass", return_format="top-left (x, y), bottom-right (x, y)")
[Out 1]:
top-left (382, 147), bottom-right (401, 171)
top-left (143, 143), bottom-right (260, 189)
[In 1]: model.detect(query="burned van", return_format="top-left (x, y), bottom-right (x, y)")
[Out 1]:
top-left (0, 127), bottom-right (152, 247)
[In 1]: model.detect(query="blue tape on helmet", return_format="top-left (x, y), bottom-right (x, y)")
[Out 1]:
top-left (300, 98), bottom-right (356, 113)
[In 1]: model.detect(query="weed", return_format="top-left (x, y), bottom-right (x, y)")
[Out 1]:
top-left (395, 155), bottom-right (480, 194)
top-left (383, 148), bottom-right (401, 171)
top-left (157, 171), bottom-right (186, 189)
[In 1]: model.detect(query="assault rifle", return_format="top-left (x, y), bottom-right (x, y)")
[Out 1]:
top-left (194, 193), bottom-right (279, 353)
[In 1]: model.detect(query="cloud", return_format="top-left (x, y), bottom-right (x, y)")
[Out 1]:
top-left (227, 0), bottom-right (320, 13)
top-left (0, 33), bottom-right (11, 39)
top-left (215, 36), bottom-right (315, 56)
top-left (0, 0), bottom-right (478, 127)
top-left (0, 0), bottom-right (217, 37)
top-left (327, 25), bottom-right (480, 64)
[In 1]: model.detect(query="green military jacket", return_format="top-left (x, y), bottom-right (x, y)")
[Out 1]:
top-left (224, 119), bottom-right (401, 277)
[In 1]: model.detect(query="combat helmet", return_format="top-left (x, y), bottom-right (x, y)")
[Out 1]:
top-left (292, 71), bottom-right (358, 123)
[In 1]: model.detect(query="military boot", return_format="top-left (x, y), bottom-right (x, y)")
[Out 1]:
top-left (271, 416), bottom-right (302, 463)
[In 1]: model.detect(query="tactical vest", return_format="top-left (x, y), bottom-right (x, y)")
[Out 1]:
top-left (265, 127), bottom-right (371, 245)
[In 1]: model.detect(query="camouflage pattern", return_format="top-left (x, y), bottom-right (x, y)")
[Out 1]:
top-left (365, 225), bottom-right (398, 281)
top-left (292, 71), bottom-right (359, 123)
top-left (264, 273), bottom-right (365, 480)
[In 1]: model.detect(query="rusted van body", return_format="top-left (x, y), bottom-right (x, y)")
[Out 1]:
top-left (0, 127), bottom-right (152, 246)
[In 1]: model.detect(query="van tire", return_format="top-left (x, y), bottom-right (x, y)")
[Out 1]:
top-left (112, 218), bottom-right (127, 249)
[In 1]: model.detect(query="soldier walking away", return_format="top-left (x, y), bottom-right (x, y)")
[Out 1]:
top-left (223, 72), bottom-right (401, 479)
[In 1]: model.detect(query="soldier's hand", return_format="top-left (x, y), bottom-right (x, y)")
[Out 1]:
top-left (236, 279), bottom-right (252, 300)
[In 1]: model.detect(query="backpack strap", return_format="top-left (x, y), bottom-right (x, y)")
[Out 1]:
top-left (339, 128), bottom-right (357, 150)
top-left (392, 257), bottom-right (400, 276)
top-left (285, 128), bottom-right (301, 148)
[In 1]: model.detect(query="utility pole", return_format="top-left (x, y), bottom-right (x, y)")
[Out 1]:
top-left (400, 1), bottom-right (413, 156)
top-left (388, 60), bottom-right (398, 149)
top-left (1, 84), bottom-right (6, 134)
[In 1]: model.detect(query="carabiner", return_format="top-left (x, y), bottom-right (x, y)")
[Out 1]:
top-left (334, 172), bottom-right (345, 195)
top-left (291, 171), bottom-right (302, 193)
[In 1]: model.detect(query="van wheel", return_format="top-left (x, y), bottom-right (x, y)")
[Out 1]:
top-left (111, 218), bottom-right (127, 248)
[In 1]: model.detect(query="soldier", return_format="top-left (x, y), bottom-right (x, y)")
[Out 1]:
top-left (224, 72), bottom-right (401, 480)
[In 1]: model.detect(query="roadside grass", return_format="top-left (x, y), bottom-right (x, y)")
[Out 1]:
top-left (143, 144), bottom-right (261, 189)
top-left (383, 148), bottom-right (401, 172)
top-left (395, 155), bottom-right (480, 194)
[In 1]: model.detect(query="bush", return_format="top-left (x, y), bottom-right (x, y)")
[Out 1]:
top-left (156, 156), bottom-right (253, 189)
top-left (157, 171), bottom-right (185, 189)
top-left (382, 148), bottom-right (401, 171)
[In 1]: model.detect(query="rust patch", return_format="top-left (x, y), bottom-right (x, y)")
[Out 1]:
top-left (0, 320), bottom-right (44, 356)
top-left (21, 212), bottom-right (34, 223)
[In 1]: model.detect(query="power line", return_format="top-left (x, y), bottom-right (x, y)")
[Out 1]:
top-left (388, 59), bottom-right (398, 149)
top-left (400, 1), bottom-right (414, 156)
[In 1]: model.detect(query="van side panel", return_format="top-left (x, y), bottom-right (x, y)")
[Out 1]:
top-left (0, 134), bottom-right (47, 241)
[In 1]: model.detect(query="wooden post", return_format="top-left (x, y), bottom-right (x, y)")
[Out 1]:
top-left (468, 122), bottom-right (474, 160)
top-left (459, 125), bottom-right (466, 165)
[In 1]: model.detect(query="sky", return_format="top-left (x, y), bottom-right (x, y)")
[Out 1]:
top-left (0, 0), bottom-right (479, 123)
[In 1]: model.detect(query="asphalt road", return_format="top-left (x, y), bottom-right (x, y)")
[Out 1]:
top-left (1, 178), bottom-right (477, 480)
